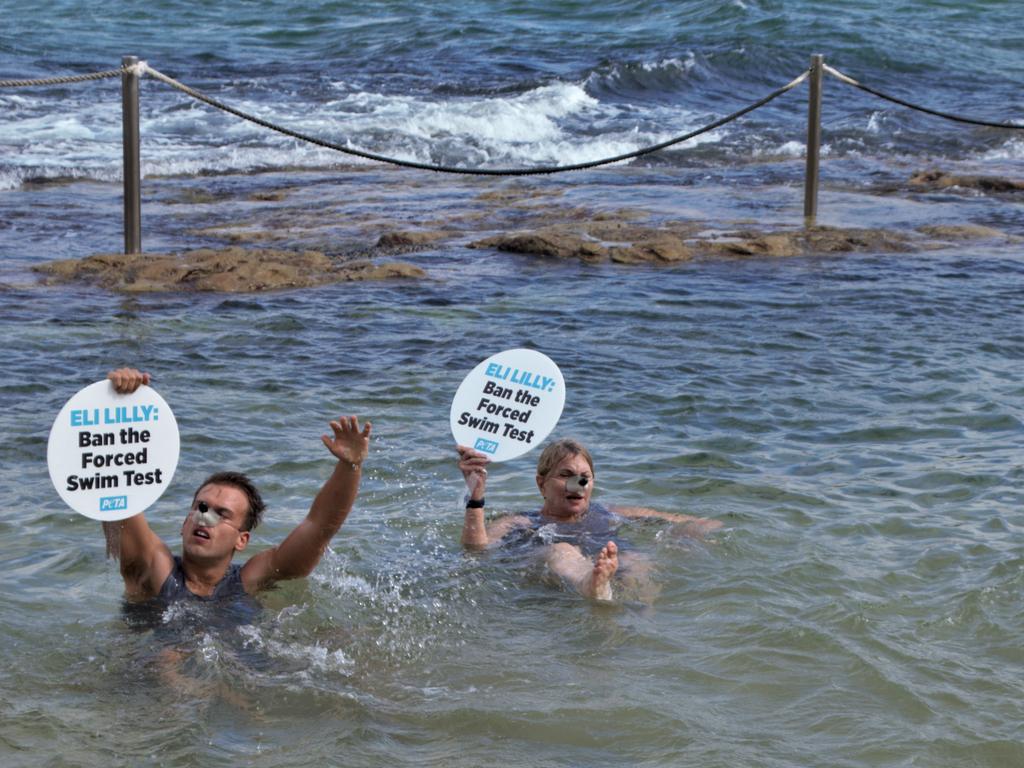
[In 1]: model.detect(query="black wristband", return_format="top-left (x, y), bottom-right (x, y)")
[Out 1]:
top-left (465, 497), bottom-right (485, 509)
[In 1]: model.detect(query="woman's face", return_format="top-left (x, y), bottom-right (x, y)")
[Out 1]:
top-left (537, 453), bottom-right (594, 518)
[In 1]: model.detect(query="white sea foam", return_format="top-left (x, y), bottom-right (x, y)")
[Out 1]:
top-left (236, 623), bottom-right (353, 674)
top-left (0, 76), bottom-right (725, 184)
top-left (313, 570), bottom-right (377, 596)
top-left (750, 140), bottom-right (800, 159)
top-left (773, 140), bottom-right (806, 157)
top-left (642, 55), bottom-right (697, 74)
top-left (330, 82), bottom-right (597, 144)
top-left (198, 632), bottom-right (220, 663)
top-left (585, 54), bottom-right (697, 89)
top-left (980, 137), bottom-right (1024, 161)
top-left (267, 638), bottom-right (353, 673)
top-left (747, 139), bottom-right (836, 160)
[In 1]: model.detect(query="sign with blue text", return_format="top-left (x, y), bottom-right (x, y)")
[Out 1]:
top-left (47, 380), bottom-right (180, 521)
top-left (450, 348), bottom-right (565, 462)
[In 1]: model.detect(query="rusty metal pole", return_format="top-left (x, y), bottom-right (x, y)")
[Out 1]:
top-left (803, 53), bottom-right (824, 223)
top-left (121, 55), bottom-right (141, 254)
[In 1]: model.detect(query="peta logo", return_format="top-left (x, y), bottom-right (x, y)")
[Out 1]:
top-left (99, 495), bottom-right (128, 512)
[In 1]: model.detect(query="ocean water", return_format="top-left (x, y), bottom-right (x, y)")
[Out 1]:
top-left (1, 2), bottom-right (1023, 766)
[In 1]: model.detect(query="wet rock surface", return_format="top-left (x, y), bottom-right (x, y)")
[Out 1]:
top-left (470, 219), bottom-right (701, 264)
top-left (917, 224), bottom-right (1019, 241)
top-left (908, 170), bottom-right (1024, 194)
top-left (30, 170), bottom-right (1020, 293)
top-left (471, 223), bottom-right (932, 263)
top-left (375, 230), bottom-right (454, 251)
top-left (704, 227), bottom-right (917, 258)
top-left (34, 248), bottom-right (425, 293)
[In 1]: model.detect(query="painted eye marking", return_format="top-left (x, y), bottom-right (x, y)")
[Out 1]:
top-left (566, 475), bottom-right (590, 494)
top-left (193, 500), bottom-right (225, 527)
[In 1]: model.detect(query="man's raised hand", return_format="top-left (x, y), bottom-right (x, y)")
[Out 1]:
top-left (321, 416), bottom-right (371, 468)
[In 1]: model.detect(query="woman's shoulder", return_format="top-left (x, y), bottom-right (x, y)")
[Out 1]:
top-left (589, 501), bottom-right (620, 518)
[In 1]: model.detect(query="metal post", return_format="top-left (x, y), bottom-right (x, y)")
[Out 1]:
top-left (803, 54), bottom-right (824, 223)
top-left (121, 55), bottom-right (141, 254)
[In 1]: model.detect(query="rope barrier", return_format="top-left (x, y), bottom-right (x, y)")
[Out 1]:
top-left (7, 54), bottom-right (1021, 248)
top-left (824, 64), bottom-right (1024, 130)
top-left (0, 67), bottom-right (127, 88)
top-left (143, 63), bottom-right (810, 176)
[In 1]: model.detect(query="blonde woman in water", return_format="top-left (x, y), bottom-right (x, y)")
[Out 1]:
top-left (457, 439), bottom-right (720, 601)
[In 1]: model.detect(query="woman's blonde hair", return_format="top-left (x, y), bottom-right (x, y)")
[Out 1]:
top-left (536, 438), bottom-right (595, 479)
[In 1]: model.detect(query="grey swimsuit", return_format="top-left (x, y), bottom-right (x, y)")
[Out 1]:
top-left (504, 502), bottom-right (628, 557)
top-left (122, 555), bottom-right (261, 631)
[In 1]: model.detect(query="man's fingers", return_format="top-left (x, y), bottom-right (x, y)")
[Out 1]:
top-left (107, 367), bottom-right (150, 394)
top-left (329, 416), bottom-right (369, 439)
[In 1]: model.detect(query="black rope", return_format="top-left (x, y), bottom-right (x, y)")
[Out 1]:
top-left (0, 68), bottom-right (126, 88)
top-left (825, 66), bottom-right (1024, 130)
top-left (145, 65), bottom-right (809, 176)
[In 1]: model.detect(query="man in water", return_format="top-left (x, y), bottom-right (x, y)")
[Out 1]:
top-left (104, 367), bottom-right (371, 603)
top-left (457, 439), bottom-right (721, 601)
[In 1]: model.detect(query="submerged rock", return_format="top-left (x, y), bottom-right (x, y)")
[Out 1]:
top-left (247, 187), bottom-right (298, 202)
top-left (917, 224), bottom-right (1016, 241)
top-left (909, 170), bottom-right (1024, 194)
top-left (165, 188), bottom-right (232, 205)
top-left (472, 222), bottom-right (919, 263)
top-left (34, 247), bottom-right (425, 293)
top-left (471, 223), bottom-right (693, 264)
top-left (706, 227), bottom-right (915, 258)
top-left (472, 229), bottom-right (610, 262)
top-left (34, 184), bottom-right (1017, 296)
top-left (375, 230), bottom-right (452, 249)
top-left (609, 236), bottom-right (693, 264)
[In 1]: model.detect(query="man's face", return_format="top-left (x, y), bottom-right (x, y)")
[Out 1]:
top-left (181, 483), bottom-right (250, 560)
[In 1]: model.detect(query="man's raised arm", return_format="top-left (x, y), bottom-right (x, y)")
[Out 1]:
top-left (241, 416), bottom-right (371, 592)
top-left (102, 368), bottom-right (174, 598)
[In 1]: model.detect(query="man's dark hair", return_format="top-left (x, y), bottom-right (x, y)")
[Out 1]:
top-left (192, 471), bottom-right (266, 532)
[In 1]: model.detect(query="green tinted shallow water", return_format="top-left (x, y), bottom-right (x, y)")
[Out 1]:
top-left (4, 0), bottom-right (1024, 760)
top-left (1, 170), bottom-right (1023, 767)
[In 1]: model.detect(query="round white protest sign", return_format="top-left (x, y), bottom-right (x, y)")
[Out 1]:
top-left (450, 348), bottom-right (565, 462)
top-left (47, 380), bottom-right (179, 521)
